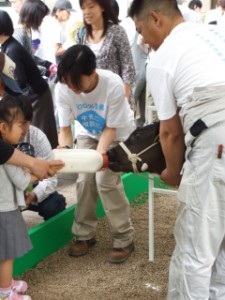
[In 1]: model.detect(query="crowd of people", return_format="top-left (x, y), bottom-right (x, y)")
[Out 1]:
top-left (0, 0), bottom-right (225, 299)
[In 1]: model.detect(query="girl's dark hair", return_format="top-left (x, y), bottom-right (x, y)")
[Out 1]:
top-left (0, 10), bottom-right (14, 36)
top-left (0, 95), bottom-right (23, 130)
top-left (57, 44), bottom-right (96, 89)
top-left (16, 95), bottom-right (33, 122)
top-left (19, 0), bottom-right (50, 31)
top-left (79, 0), bottom-right (118, 38)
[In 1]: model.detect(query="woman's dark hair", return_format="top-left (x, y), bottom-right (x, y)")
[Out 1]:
top-left (0, 95), bottom-right (23, 131)
top-left (19, 0), bottom-right (50, 31)
top-left (16, 95), bottom-right (33, 122)
top-left (57, 44), bottom-right (96, 89)
top-left (111, 0), bottom-right (119, 18)
top-left (0, 10), bottom-right (14, 36)
top-left (79, 0), bottom-right (118, 38)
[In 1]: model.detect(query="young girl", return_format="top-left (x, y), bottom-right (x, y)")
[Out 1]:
top-left (0, 95), bottom-right (34, 300)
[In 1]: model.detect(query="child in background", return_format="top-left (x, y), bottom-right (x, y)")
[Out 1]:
top-left (0, 95), bottom-right (35, 300)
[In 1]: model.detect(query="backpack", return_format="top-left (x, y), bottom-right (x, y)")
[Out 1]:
top-left (77, 27), bottom-right (86, 44)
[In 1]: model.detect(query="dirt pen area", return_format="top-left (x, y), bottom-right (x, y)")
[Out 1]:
top-left (20, 192), bottom-right (178, 300)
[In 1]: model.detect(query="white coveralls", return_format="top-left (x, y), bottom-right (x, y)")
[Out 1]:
top-left (168, 86), bottom-right (225, 300)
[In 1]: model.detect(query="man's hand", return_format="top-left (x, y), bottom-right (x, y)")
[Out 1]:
top-left (160, 114), bottom-right (185, 186)
top-left (160, 168), bottom-right (182, 187)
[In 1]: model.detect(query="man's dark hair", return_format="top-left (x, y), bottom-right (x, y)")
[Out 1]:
top-left (57, 44), bottom-right (96, 89)
top-left (16, 95), bottom-right (33, 122)
top-left (0, 10), bottom-right (14, 36)
top-left (129, 0), bottom-right (179, 19)
top-left (19, 0), bottom-right (50, 31)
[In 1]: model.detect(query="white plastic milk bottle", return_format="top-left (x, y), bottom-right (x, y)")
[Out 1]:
top-left (53, 149), bottom-right (108, 173)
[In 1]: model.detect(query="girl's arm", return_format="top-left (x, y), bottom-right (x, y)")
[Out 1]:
top-left (4, 164), bottom-right (31, 191)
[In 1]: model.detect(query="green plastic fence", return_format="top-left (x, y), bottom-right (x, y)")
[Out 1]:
top-left (14, 172), bottom-right (149, 276)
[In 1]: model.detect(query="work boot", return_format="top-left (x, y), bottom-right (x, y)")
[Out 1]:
top-left (108, 242), bottom-right (134, 264)
top-left (68, 238), bottom-right (96, 257)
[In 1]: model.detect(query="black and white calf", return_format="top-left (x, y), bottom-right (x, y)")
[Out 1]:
top-left (107, 122), bottom-right (166, 174)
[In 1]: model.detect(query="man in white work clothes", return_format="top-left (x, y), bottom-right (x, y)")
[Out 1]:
top-left (129, 0), bottom-right (225, 299)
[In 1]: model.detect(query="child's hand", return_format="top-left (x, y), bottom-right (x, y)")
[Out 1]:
top-left (25, 191), bottom-right (37, 207)
top-left (30, 174), bottom-right (38, 183)
top-left (23, 167), bottom-right (31, 174)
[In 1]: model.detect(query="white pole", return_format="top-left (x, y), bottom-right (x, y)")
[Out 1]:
top-left (149, 177), bottom-right (154, 261)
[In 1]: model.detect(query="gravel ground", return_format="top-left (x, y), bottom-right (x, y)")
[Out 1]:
top-left (20, 192), bottom-right (178, 300)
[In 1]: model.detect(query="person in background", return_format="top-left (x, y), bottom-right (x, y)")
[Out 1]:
top-left (9, 0), bottom-right (24, 15)
top-left (121, 15), bottom-right (148, 126)
top-left (130, 0), bottom-right (225, 298)
top-left (0, 95), bottom-right (35, 300)
top-left (0, 10), bottom-right (58, 149)
top-left (0, 52), bottom-right (64, 179)
top-left (177, 0), bottom-right (200, 22)
top-left (75, 0), bottom-right (136, 110)
top-left (18, 96), bottom-right (66, 221)
top-left (51, 0), bottom-right (75, 63)
top-left (31, 4), bottom-right (62, 63)
top-left (204, 0), bottom-right (225, 26)
top-left (188, 0), bottom-right (202, 12)
top-left (55, 44), bottom-right (135, 264)
top-left (112, 0), bottom-right (148, 126)
top-left (65, 17), bottom-right (83, 46)
top-left (13, 0), bottom-right (53, 78)
top-left (188, 0), bottom-right (203, 23)
top-left (8, 0), bottom-right (25, 27)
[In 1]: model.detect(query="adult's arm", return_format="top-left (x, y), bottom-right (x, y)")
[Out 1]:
top-left (124, 83), bottom-right (132, 100)
top-left (7, 148), bottom-right (64, 180)
top-left (0, 140), bottom-right (14, 164)
top-left (160, 113), bottom-right (185, 187)
top-left (58, 126), bottom-right (73, 148)
top-left (97, 127), bottom-right (116, 154)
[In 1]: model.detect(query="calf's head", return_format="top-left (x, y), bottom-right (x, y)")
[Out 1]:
top-left (107, 122), bottom-right (166, 174)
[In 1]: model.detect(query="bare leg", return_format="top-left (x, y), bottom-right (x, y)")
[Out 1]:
top-left (0, 259), bottom-right (13, 288)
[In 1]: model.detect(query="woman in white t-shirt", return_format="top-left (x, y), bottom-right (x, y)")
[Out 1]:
top-left (55, 44), bottom-right (135, 264)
